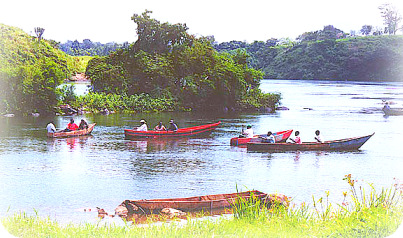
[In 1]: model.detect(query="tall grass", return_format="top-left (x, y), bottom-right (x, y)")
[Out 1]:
top-left (2, 175), bottom-right (403, 237)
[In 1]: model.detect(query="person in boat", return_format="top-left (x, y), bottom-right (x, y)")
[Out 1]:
top-left (261, 131), bottom-right (275, 143)
top-left (242, 125), bottom-right (254, 138)
top-left (78, 119), bottom-right (89, 130)
top-left (314, 130), bottom-right (322, 142)
top-left (64, 118), bottom-right (79, 132)
top-left (382, 102), bottom-right (391, 112)
top-left (167, 119), bottom-right (178, 132)
top-left (154, 121), bottom-right (166, 131)
top-left (136, 119), bottom-right (148, 131)
top-left (46, 121), bottom-right (56, 134)
top-left (289, 131), bottom-right (301, 144)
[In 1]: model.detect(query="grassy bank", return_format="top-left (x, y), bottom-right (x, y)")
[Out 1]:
top-left (2, 175), bottom-right (403, 237)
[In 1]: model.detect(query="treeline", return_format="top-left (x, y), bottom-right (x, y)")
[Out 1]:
top-left (214, 26), bottom-right (403, 81)
top-left (59, 40), bottom-right (129, 56)
top-left (0, 24), bottom-right (84, 115)
top-left (85, 11), bottom-right (280, 112)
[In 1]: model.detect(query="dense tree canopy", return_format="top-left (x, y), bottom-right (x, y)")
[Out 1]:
top-left (86, 11), bottom-right (277, 112)
top-left (0, 24), bottom-right (84, 115)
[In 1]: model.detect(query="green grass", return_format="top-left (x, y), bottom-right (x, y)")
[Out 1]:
top-left (2, 175), bottom-right (403, 237)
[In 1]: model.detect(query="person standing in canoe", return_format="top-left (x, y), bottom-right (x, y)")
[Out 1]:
top-left (64, 118), bottom-right (79, 132)
top-left (154, 122), bottom-right (166, 131)
top-left (289, 131), bottom-right (301, 144)
top-left (78, 119), bottom-right (89, 130)
top-left (136, 119), bottom-right (148, 131)
top-left (167, 119), bottom-right (178, 132)
top-left (314, 130), bottom-right (322, 142)
top-left (46, 121), bottom-right (56, 134)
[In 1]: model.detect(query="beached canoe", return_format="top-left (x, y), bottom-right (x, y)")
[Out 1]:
top-left (247, 133), bottom-right (374, 152)
top-left (230, 129), bottom-right (293, 146)
top-left (124, 121), bottom-right (221, 139)
top-left (47, 123), bottom-right (96, 138)
top-left (115, 190), bottom-right (268, 215)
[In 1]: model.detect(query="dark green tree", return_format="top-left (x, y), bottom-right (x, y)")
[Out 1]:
top-left (360, 25), bottom-right (373, 35)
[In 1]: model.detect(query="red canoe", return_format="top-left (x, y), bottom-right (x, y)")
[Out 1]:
top-left (124, 121), bottom-right (221, 139)
top-left (115, 190), bottom-right (268, 215)
top-left (47, 123), bottom-right (96, 138)
top-left (230, 129), bottom-right (293, 146)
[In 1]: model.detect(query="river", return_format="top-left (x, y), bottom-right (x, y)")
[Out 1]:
top-left (0, 79), bottom-right (402, 224)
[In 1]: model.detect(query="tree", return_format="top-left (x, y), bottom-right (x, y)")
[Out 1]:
top-left (360, 25), bottom-right (373, 35)
top-left (131, 10), bottom-right (192, 54)
top-left (34, 27), bottom-right (45, 40)
top-left (379, 3), bottom-right (402, 35)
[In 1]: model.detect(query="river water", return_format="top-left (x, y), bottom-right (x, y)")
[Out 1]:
top-left (0, 79), bottom-right (402, 224)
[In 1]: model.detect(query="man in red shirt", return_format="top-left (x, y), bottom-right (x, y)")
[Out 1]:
top-left (65, 118), bottom-right (79, 132)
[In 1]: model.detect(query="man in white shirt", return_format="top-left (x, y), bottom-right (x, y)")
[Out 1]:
top-left (136, 119), bottom-right (148, 131)
top-left (46, 121), bottom-right (56, 133)
top-left (243, 125), bottom-right (254, 138)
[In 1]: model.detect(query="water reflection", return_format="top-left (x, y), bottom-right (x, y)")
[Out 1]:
top-left (46, 135), bottom-right (93, 152)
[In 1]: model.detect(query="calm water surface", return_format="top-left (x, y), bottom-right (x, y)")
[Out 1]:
top-left (1, 79), bottom-right (403, 224)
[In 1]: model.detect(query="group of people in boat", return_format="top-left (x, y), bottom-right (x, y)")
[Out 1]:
top-left (135, 119), bottom-right (179, 132)
top-left (241, 125), bottom-right (323, 143)
top-left (46, 118), bottom-right (89, 134)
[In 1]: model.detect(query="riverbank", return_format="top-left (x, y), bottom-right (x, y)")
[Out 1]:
top-left (2, 178), bottom-right (403, 237)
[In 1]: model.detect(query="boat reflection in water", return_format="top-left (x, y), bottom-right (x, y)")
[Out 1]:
top-left (125, 138), bottom-right (190, 152)
top-left (47, 135), bottom-right (93, 152)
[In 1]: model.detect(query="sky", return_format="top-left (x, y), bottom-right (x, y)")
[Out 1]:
top-left (1, 0), bottom-right (403, 44)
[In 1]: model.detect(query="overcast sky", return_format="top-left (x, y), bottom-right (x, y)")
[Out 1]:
top-left (1, 0), bottom-right (402, 43)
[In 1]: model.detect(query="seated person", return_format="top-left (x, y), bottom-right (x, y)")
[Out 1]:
top-left (64, 118), bottom-right (78, 132)
top-left (242, 125), bottom-right (254, 138)
top-left (136, 119), bottom-right (148, 131)
top-left (167, 119), bottom-right (178, 132)
top-left (46, 121), bottom-right (56, 134)
top-left (154, 122), bottom-right (166, 131)
top-left (289, 131), bottom-right (301, 144)
top-left (314, 130), bottom-right (322, 142)
top-left (78, 119), bottom-right (89, 130)
top-left (261, 131), bottom-right (276, 143)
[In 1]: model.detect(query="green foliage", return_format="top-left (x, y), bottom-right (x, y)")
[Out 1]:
top-left (59, 39), bottom-right (129, 56)
top-left (0, 24), bottom-right (83, 114)
top-left (73, 92), bottom-right (177, 113)
top-left (57, 85), bottom-right (76, 105)
top-left (86, 11), bottom-right (274, 112)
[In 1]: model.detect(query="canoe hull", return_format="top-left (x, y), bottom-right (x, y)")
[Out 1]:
top-left (124, 121), bottom-right (221, 139)
top-left (383, 108), bottom-right (403, 116)
top-left (230, 129), bottom-right (293, 146)
top-left (117, 190), bottom-right (267, 215)
top-left (247, 133), bottom-right (374, 152)
top-left (47, 123), bottom-right (96, 138)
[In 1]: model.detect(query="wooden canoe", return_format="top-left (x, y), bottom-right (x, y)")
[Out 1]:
top-left (247, 133), bottom-right (374, 152)
top-left (116, 190), bottom-right (268, 215)
top-left (124, 121), bottom-right (221, 139)
top-left (383, 108), bottom-right (403, 116)
top-left (47, 123), bottom-right (96, 138)
top-left (230, 129), bottom-right (293, 146)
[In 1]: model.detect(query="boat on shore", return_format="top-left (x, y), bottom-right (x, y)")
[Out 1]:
top-left (115, 190), bottom-right (270, 216)
top-left (247, 133), bottom-right (374, 152)
top-left (124, 121), bottom-right (221, 139)
top-left (47, 123), bottom-right (96, 138)
top-left (230, 129), bottom-right (293, 146)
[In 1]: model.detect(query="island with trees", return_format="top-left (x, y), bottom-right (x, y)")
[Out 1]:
top-left (1, 3), bottom-right (402, 116)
